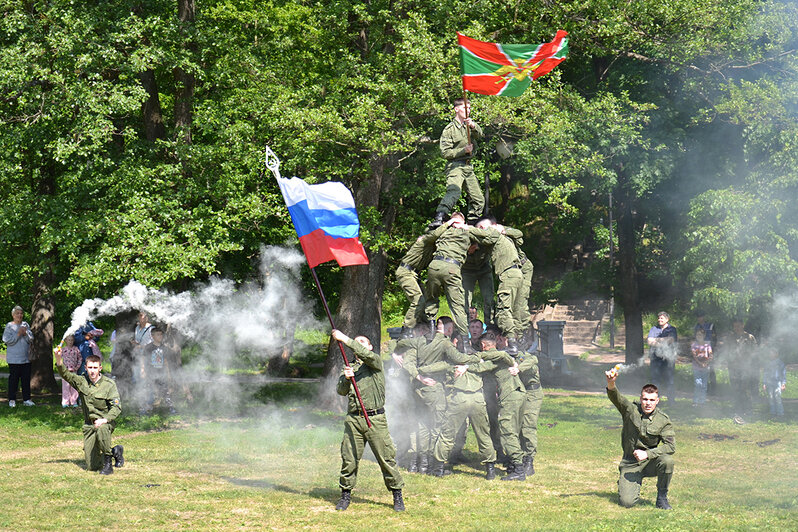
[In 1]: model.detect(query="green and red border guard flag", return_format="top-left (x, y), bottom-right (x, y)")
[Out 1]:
top-left (458, 30), bottom-right (569, 97)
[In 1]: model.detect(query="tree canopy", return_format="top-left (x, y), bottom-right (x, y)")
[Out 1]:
top-left (1, 0), bottom-right (798, 385)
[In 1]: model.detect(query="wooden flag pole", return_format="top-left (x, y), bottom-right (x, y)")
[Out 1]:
top-left (310, 267), bottom-right (372, 428)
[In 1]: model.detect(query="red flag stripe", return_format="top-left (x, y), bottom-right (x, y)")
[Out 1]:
top-left (457, 32), bottom-right (516, 67)
top-left (526, 30), bottom-right (568, 66)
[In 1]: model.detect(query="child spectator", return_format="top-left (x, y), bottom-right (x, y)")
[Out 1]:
top-left (74, 323), bottom-right (103, 375)
top-left (60, 335), bottom-right (82, 407)
top-left (761, 345), bottom-right (786, 418)
top-left (690, 329), bottom-right (713, 406)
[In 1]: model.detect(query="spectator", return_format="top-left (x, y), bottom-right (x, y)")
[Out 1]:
top-left (694, 310), bottom-right (717, 394)
top-left (75, 324), bottom-right (104, 376)
top-left (4, 306), bottom-right (35, 407)
top-left (647, 311), bottom-right (678, 407)
top-left (690, 329), bottom-right (713, 406)
top-left (761, 343), bottom-right (786, 418)
top-left (60, 334), bottom-right (82, 407)
top-left (141, 327), bottom-right (175, 414)
top-left (726, 318), bottom-right (757, 424)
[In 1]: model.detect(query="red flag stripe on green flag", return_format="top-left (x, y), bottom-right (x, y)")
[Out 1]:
top-left (458, 31), bottom-right (569, 97)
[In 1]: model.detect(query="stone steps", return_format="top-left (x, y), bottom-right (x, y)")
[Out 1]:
top-left (537, 299), bottom-right (608, 346)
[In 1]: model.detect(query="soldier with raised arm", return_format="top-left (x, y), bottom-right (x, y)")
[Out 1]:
top-left (605, 368), bottom-right (675, 509)
top-left (55, 349), bottom-right (124, 475)
top-left (333, 329), bottom-right (404, 512)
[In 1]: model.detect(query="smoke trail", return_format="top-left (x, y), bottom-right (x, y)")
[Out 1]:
top-left (62, 245), bottom-right (326, 410)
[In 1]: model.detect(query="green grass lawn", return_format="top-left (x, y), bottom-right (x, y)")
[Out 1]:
top-left (1, 378), bottom-right (796, 531)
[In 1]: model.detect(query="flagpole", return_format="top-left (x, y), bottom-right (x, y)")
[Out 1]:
top-left (264, 145), bottom-right (372, 428)
top-left (462, 88), bottom-right (489, 217)
top-left (310, 267), bottom-right (372, 428)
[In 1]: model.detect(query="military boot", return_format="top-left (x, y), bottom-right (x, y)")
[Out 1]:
top-left (428, 211), bottom-right (446, 230)
top-left (522, 455), bottom-right (535, 476)
top-left (112, 445), bottom-right (125, 468)
top-left (99, 454), bottom-right (114, 475)
top-left (418, 453), bottom-right (429, 474)
top-left (335, 489), bottom-right (352, 511)
top-left (407, 454), bottom-right (418, 473)
top-left (501, 462), bottom-right (526, 481)
top-left (485, 462), bottom-right (496, 480)
top-left (392, 489), bottom-right (405, 512)
top-left (429, 459), bottom-right (451, 477)
top-left (656, 490), bottom-right (672, 510)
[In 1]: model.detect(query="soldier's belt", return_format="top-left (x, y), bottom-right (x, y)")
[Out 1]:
top-left (359, 407), bottom-right (385, 417)
top-left (433, 256), bottom-right (462, 267)
top-left (399, 262), bottom-right (416, 272)
top-left (501, 264), bottom-right (521, 273)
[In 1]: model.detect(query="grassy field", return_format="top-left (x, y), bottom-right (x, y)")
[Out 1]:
top-left (1, 372), bottom-right (796, 532)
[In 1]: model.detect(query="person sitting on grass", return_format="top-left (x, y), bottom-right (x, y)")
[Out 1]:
top-left (605, 368), bottom-right (675, 509)
top-left (55, 349), bottom-right (124, 475)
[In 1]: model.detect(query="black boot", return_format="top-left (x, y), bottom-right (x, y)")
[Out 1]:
top-left (112, 445), bottom-right (124, 468)
top-left (407, 455), bottom-right (418, 473)
top-left (335, 489), bottom-right (352, 511)
top-left (392, 489), bottom-right (405, 512)
top-left (99, 454), bottom-right (114, 475)
top-left (501, 462), bottom-right (526, 481)
top-left (428, 211), bottom-right (446, 229)
top-left (485, 463), bottom-right (496, 480)
top-left (522, 455), bottom-right (535, 476)
top-left (418, 453), bottom-right (429, 474)
top-left (656, 490), bottom-right (672, 510)
top-left (429, 459), bottom-right (451, 477)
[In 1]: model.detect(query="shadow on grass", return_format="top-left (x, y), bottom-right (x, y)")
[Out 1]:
top-left (220, 476), bottom-right (395, 510)
top-left (48, 458), bottom-right (88, 470)
top-left (559, 490), bottom-right (618, 504)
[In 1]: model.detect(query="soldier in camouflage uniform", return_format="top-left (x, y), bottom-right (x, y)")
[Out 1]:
top-left (503, 226), bottom-right (534, 341)
top-left (477, 331), bottom-right (527, 480)
top-left (431, 98), bottom-right (485, 227)
top-left (333, 329), bottom-right (405, 512)
top-left (517, 347), bottom-right (543, 476)
top-left (462, 242), bottom-right (494, 327)
top-left (605, 369), bottom-right (675, 510)
top-left (396, 220), bottom-right (457, 330)
top-left (470, 219), bottom-right (524, 352)
top-left (55, 350), bottom-right (123, 475)
top-left (424, 212), bottom-right (471, 337)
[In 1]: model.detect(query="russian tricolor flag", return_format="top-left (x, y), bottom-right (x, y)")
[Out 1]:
top-left (277, 177), bottom-right (370, 269)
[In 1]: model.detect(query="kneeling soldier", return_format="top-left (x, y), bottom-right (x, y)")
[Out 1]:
top-left (605, 368), bottom-right (675, 509)
top-left (55, 350), bottom-right (123, 474)
top-left (333, 329), bottom-right (405, 512)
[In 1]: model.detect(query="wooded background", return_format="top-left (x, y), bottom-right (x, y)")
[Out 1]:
top-left (2, 0), bottom-right (797, 390)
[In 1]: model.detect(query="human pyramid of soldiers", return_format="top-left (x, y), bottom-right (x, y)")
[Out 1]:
top-left (335, 98), bottom-right (675, 513)
top-left (332, 98), bottom-right (544, 513)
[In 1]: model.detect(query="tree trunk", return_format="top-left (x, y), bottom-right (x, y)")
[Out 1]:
top-left (174, 0), bottom-right (195, 146)
top-left (319, 153), bottom-right (397, 407)
top-left (616, 185), bottom-right (644, 364)
top-left (29, 265), bottom-right (57, 392)
top-left (493, 161), bottom-right (512, 221)
top-left (139, 69), bottom-right (166, 142)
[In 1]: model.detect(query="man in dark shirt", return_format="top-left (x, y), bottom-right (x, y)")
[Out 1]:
top-left (647, 311), bottom-right (678, 406)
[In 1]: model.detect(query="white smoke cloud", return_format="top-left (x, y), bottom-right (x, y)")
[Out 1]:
top-left (62, 245), bottom-right (326, 410)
